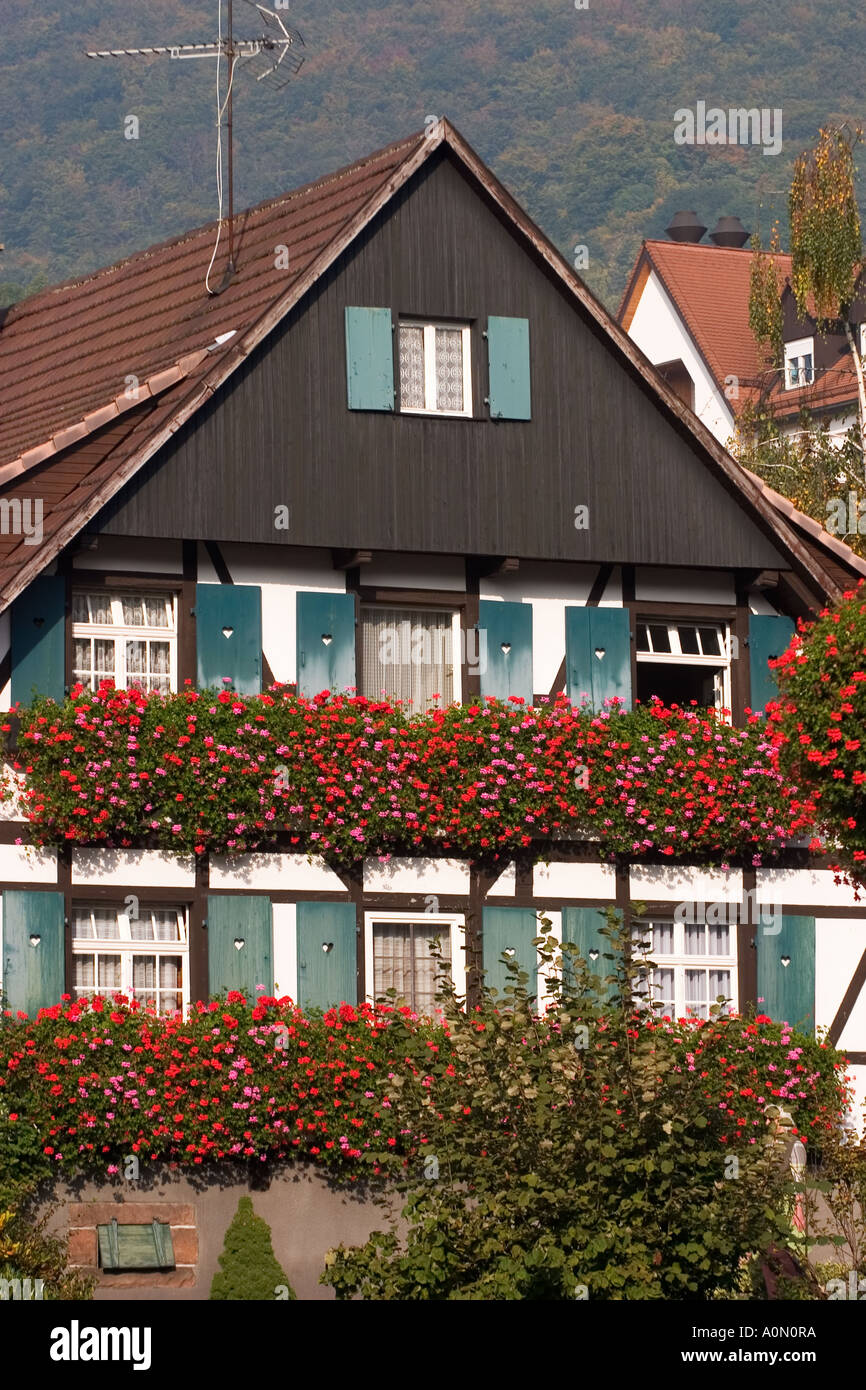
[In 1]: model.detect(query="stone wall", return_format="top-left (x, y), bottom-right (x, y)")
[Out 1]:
top-left (45, 1167), bottom-right (399, 1301)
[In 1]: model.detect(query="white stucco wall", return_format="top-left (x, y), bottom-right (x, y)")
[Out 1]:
top-left (626, 269), bottom-right (736, 445)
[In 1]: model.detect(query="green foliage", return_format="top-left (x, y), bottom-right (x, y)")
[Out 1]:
top-left (747, 229), bottom-right (783, 367)
top-left (322, 912), bottom-right (843, 1301)
top-left (210, 1196), bottom-right (295, 1301)
top-left (790, 126), bottom-right (863, 322)
top-left (3, 3), bottom-right (866, 310)
top-left (731, 413), bottom-right (866, 558)
top-left (771, 581), bottom-right (866, 886)
top-left (0, 1181), bottom-right (95, 1300)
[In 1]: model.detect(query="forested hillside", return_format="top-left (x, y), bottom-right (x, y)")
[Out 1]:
top-left (1, 0), bottom-right (864, 310)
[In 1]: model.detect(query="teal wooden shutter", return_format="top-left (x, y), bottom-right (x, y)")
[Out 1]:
top-left (562, 905), bottom-right (621, 999)
top-left (565, 606), bottom-right (632, 711)
top-left (345, 307), bottom-right (394, 411)
top-left (97, 1220), bottom-right (175, 1273)
top-left (749, 614), bottom-right (795, 715)
top-left (482, 907), bottom-right (538, 997)
top-left (2, 891), bottom-right (65, 1018)
top-left (296, 902), bottom-right (356, 1011)
top-left (486, 316), bottom-right (531, 419)
top-left (11, 575), bottom-right (65, 705)
top-left (478, 600), bottom-right (533, 704)
top-left (296, 592), bottom-right (356, 697)
top-left (196, 584), bottom-right (262, 694)
top-left (756, 915), bottom-right (815, 1034)
top-left (207, 896), bottom-right (273, 998)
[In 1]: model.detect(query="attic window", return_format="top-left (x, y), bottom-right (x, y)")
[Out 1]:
top-left (97, 1219), bottom-right (175, 1273)
top-left (784, 337), bottom-right (814, 389)
top-left (398, 321), bottom-right (472, 417)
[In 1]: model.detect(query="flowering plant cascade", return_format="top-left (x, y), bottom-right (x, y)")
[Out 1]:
top-left (0, 991), bottom-right (847, 1182)
top-left (5, 684), bottom-right (816, 862)
top-left (770, 580), bottom-right (866, 886)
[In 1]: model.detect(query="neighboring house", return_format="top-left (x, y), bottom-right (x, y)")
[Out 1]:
top-left (0, 120), bottom-right (866, 1234)
top-left (617, 214), bottom-right (863, 446)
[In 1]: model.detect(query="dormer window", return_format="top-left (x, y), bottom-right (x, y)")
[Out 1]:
top-left (398, 321), bottom-right (472, 417)
top-left (784, 337), bottom-right (814, 389)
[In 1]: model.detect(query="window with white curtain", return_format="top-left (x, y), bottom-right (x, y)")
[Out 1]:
top-left (72, 904), bottom-right (188, 1014)
top-left (631, 917), bottom-right (736, 1021)
top-left (72, 592), bottom-right (177, 693)
top-left (360, 605), bottom-right (459, 710)
top-left (398, 321), bottom-right (473, 416)
top-left (368, 915), bottom-right (458, 1015)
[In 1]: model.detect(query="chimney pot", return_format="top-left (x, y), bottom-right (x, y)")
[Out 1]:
top-left (665, 211), bottom-right (707, 243)
top-left (709, 216), bottom-right (750, 248)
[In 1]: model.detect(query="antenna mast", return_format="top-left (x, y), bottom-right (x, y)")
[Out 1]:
top-left (87, 0), bottom-right (305, 289)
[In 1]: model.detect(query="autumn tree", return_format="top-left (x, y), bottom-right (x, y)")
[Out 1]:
top-left (789, 124), bottom-right (866, 460)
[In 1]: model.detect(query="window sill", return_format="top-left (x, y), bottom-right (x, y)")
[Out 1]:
top-left (397, 408), bottom-right (475, 420)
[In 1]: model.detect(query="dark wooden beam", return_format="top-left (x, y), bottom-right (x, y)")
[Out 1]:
top-left (189, 852), bottom-right (209, 1004)
top-left (629, 600), bottom-right (737, 619)
top-left (180, 540), bottom-right (197, 688)
top-left (59, 845), bottom-right (72, 999)
top-left (333, 549), bottom-right (372, 570)
top-left (828, 945), bottom-right (866, 1048)
top-left (204, 541), bottom-right (233, 585)
top-left (737, 867), bottom-right (759, 1015)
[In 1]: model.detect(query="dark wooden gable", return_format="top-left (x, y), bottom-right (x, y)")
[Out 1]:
top-left (98, 150), bottom-right (786, 569)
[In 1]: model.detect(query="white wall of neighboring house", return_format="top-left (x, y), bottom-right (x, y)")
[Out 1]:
top-left (626, 271), bottom-right (736, 446)
top-left (778, 410), bottom-right (857, 445)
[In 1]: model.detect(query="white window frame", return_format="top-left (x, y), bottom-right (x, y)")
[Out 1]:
top-left (635, 620), bottom-right (732, 720)
top-left (859, 323), bottom-right (866, 361)
top-left (364, 910), bottom-right (467, 1013)
top-left (71, 904), bottom-right (189, 1014)
top-left (398, 321), bottom-right (473, 417)
top-left (71, 591), bottom-right (178, 693)
top-left (784, 337), bottom-right (815, 390)
top-left (631, 917), bottom-right (737, 1021)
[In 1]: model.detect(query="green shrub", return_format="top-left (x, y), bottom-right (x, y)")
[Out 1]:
top-left (210, 1196), bottom-right (296, 1301)
top-left (322, 914), bottom-right (842, 1301)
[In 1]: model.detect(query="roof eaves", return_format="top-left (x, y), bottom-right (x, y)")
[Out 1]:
top-left (742, 466), bottom-right (866, 579)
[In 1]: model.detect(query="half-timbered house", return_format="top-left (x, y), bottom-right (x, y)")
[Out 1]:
top-left (1, 119), bottom-right (865, 1203)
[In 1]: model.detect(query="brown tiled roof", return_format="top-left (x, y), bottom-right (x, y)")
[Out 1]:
top-left (0, 120), bottom-right (861, 612)
top-left (619, 239), bottom-right (859, 419)
top-left (0, 129), bottom-right (424, 469)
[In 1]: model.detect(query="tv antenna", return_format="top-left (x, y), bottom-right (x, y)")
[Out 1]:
top-left (87, 1), bottom-right (305, 292)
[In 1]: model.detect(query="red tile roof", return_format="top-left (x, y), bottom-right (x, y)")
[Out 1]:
top-left (619, 239), bottom-right (859, 419)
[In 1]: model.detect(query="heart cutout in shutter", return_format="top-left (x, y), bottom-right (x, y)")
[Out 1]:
top-left (233, 938), bottom-right (245, 951)
top-left (321, 634), bottom-right (333, 646)
top-left (594, 648), bottom-right (605, 661)
top-left (501, 642), bottom-right (511, 656)
top-left (222, 627), bottom-right (234, 640)
top-left (588, 948), bottom-right (599, 961)
top-left (322, 941), bottom-right (334, 953)
top-left (503, 947), bottom-right (516, 958)
top-left (33, 617), bottom-right (45, 629)
top-left (29, 934), bottom-right (41, 948)
top-left (781, 955), bottom-right (791, 968)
